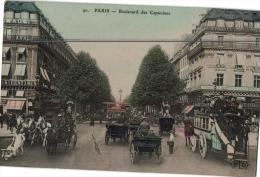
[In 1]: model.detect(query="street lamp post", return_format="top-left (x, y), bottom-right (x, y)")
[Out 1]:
top-left (119, 88), bottom-right (122, 103)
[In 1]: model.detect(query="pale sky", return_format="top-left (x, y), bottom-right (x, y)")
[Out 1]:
top-left (35, 1), bottom-right (206, 101)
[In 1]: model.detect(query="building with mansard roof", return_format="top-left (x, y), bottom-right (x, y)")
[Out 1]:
top-left (171, 8), bottom-right (260, 117)
top-left (1, 1), bottom-right (77, 116)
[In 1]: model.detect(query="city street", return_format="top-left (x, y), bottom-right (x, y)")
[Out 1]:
top-left (0, 123), bottom-right (258, 177)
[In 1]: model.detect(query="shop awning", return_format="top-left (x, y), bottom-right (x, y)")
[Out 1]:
top-left (1, 64), bottom-right (11, 76)
top-left (40, 67), bottom-right (47, 80)
top-left (182, 105), bottom-right (194, 114)
top-left (236, 53), bottom-right (245, 66)
top-left (2, 47), bottom-right (10, 57)
top-left (17, 47), bottom-right (26, 54)
top-left (1, 90), bottom-right (8, 97)
top-left (255, 56), bottom-right (260, 66)
top-left (6, 100), bottom-right (25, 110)
top-left (16, 90), bottom-right (24, 97)
top-left (14, 64), bottom-right (26, 76)
top-left (43, 69), bottom-right (50, 82)
top-left (40, 67), bottom-right (50, 82)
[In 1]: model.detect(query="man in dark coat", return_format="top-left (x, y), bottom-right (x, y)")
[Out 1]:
top-left (0, 113), bottom-right (4, 128)
top-left (9, 114), bottom-right (17, 133)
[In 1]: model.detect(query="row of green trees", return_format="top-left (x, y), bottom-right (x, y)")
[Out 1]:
top-left (129, 45), bottom-right (185, 113)
top-left (56, 51), bottom-right (113, 113)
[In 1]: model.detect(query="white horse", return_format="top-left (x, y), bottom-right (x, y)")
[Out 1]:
top-left (1, 133), bottom-right (26, 160)
top-left (42, 122), bottom-right (52, 147)
top-left (16, 116), bottom-right (24, 128)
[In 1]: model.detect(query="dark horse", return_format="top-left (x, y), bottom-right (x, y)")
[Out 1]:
top-left (46, 128), bottom-right (57, 157)
top-left (184, 119), bottom-right (194, 147)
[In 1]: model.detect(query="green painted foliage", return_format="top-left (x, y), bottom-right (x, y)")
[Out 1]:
top-left (57, 51), bottom-right (112, 110)
top-left (130, 45), bottom-right (185, 108)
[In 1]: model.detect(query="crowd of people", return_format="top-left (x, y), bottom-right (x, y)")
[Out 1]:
top-left (0, 111), bottom-right (76, 145)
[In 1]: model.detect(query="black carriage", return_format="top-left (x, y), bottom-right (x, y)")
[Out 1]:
top-left (105, 121), bottom-right (129, 144)
top-left (130, 133), bottom-right (162, 164)
top-left (128, 118), bottom-right (141, 135)
top-left (159, 116), bottom-right (175, 136)
top-left (46, 115), bottom-right (77, 155)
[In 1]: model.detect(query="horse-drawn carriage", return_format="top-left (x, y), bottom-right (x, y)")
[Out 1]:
top-left (129, 120), bottom-right (162, 164)
top-left (158, 116), bottom-right (175, 136)
top-left (104, 102), bottom-right (130, 145)
top-left (45, 114), bottom-right (77, 156)
top-left (105, 121), bottom-right (129, 144)
top-left (187, 95), bottom-right (253, 169)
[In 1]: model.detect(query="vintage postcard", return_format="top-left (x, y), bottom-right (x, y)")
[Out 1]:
top-left (0, 1), bottom-right (259, 177)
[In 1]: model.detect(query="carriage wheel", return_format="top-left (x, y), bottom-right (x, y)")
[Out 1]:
top-left (190, 135), bottom-right (198, 152)
top-left (129, 133), bottom-right (133, 149)
top-left (71, 133), bottom-right (77, 150)
top-left (124, 132), bottom-right (129, 143)
top-left (199, 134), bottom-right (208, 159)
top-left (130, 143), bottom-right (137, 164)
top-left (105, 131), bottom-right (109, 145)
top-left (156, 145), bottom-right (162, 164)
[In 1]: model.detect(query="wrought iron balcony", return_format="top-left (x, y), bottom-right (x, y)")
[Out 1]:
top-left (192, 26), bottom-right (260, 41)
top-left (188, 41), bottom-right (260, 58)
top-left (185, 85), bottom-right (260, 93)
top-left (3, 35), bottom-right (40, 42)
top-left (1, 79), bottom-right (38, 88)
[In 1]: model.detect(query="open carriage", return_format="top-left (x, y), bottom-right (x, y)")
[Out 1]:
top-left (45, 115), bottom-right (77, 156)
top-left (130, 132), bottom-right (162, 164)
top-left (188, 96), bottom-right (253, 169)
top-left (158, 116), bottom-right (175, 136)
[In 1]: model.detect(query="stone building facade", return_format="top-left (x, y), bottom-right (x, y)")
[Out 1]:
top-left (172, 9), bottom-right (260, 117)
top-left (1, 1), bottom-right (77, 116)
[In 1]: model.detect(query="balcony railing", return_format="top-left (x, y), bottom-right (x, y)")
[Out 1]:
top-left (192, 25), bottom-right (260, 42)
top-left (185, 85), bottom-right (260, 93)
top-left (188, 41), bottom-right (260, 58)
top-left (1, 79), bottom-right (38, 87)
top-left (3, 35), bottom-right (40, 42)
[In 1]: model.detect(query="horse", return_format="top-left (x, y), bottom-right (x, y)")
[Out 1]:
top-left (45, 128), bottom-right (57, 157)
top-left (30, 125), bottom-right (44, 146)
top-left (184, 119), bottom-right (194, 147)
top-left (42, 122), bottom-right (52, 147)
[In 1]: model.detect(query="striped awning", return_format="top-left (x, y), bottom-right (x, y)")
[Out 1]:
top-left (2, 64), bottom-right (11, 76)
top-left (40, 67), bottom-right (50, 82)
top-left (44, 69), bottom-right (50, 82)
top-left (1, 90), bottom-right (8, 97)
top-left (14, 64), bottom-right (26, 76)
top-left (2, 47), bottom-right (10, 57)
top-left (16, 90), bottom-right (24, 97)
top-left (6, 100), bottom-right (25, 110)
top-left (17, 47), bottom-right (26, 54)
top-left (236, 53), bottom-right (245, 66)
top-left (182, 105), bottom-right (194, 114)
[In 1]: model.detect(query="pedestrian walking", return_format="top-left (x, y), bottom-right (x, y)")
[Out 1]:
top-left (6, 113), bottom-right (11, 130)
top-left (9, 114), bottom-right (17, 134)
top-left (167, 129), bottom-right (175, 154)
top-left (0, 113), bottom-right (4, 128)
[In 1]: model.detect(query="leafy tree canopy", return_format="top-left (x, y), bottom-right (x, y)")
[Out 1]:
top-left (130, 45), bottom-right (185, 108)
top-left (57, 51), bottom-right (112, 112)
